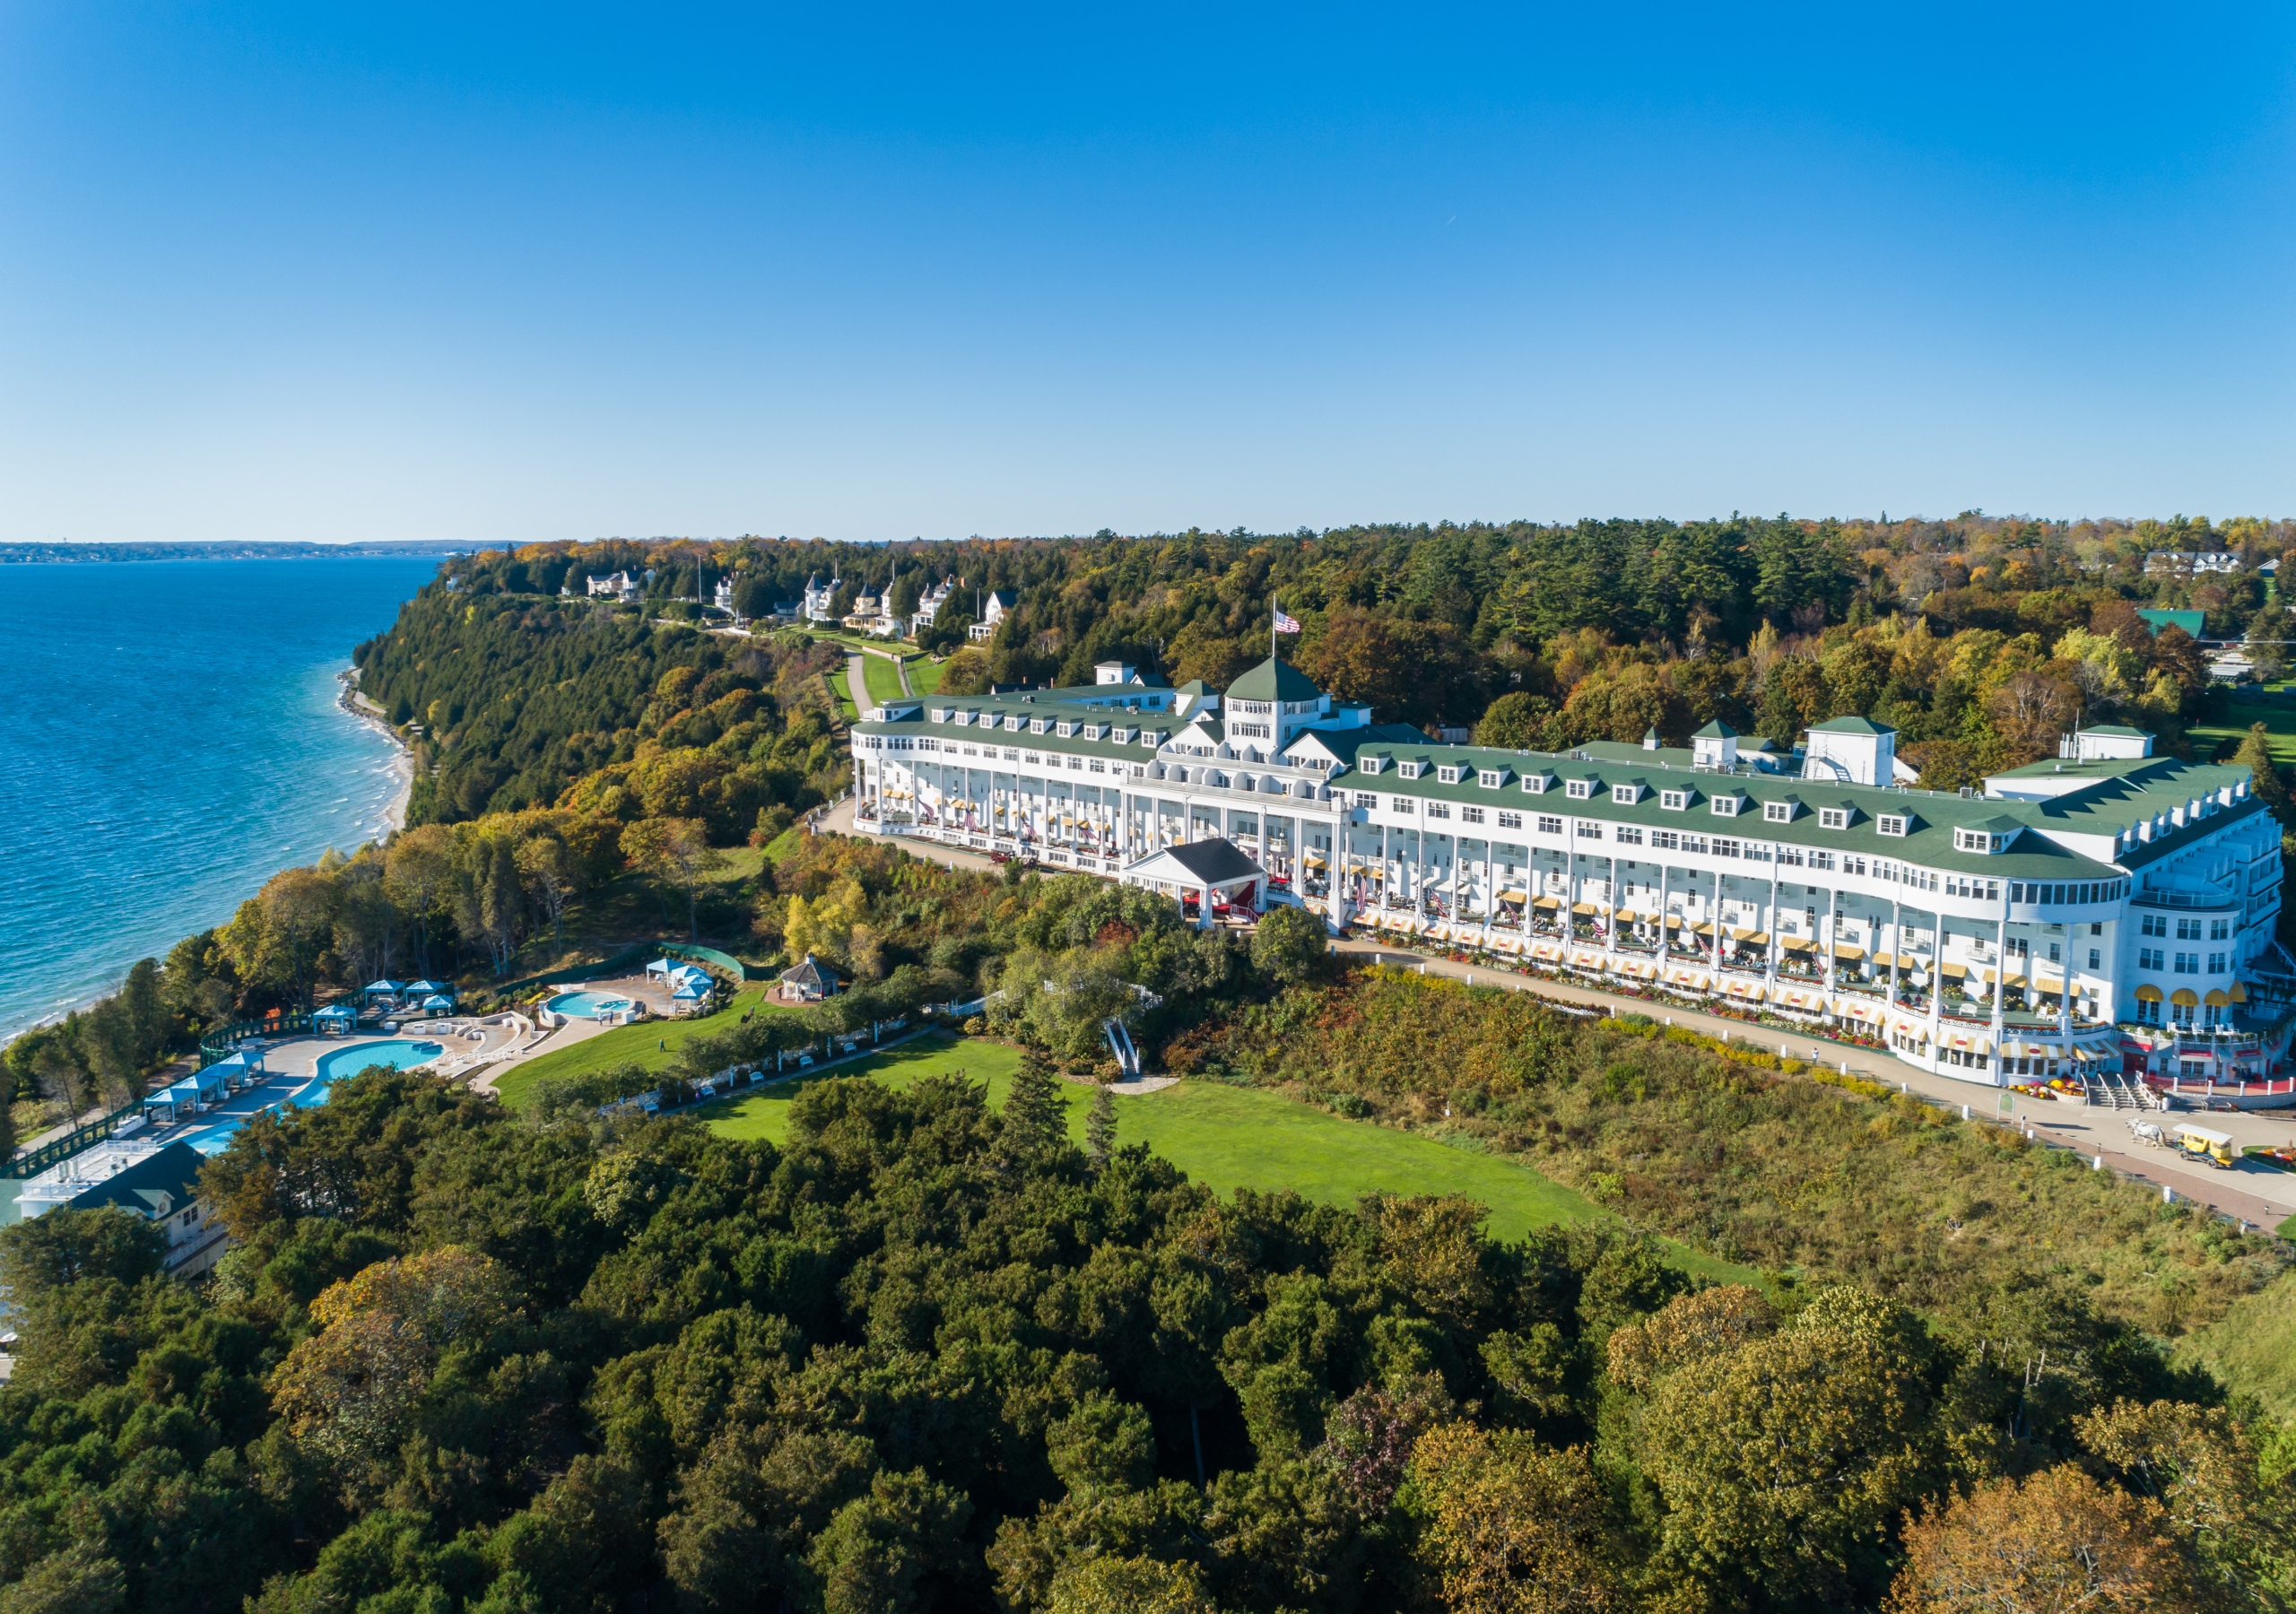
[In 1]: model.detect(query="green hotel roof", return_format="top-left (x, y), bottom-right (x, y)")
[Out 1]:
top-left (1809, 715), bottom-right (1896, 735)
top-left (1224, 655), bottom-right (1323, 703)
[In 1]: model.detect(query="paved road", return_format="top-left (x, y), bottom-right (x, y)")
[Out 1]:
top-left (844, 653), bottom-right (870, 716)
top-left (1333, 939), bottom-right (2296, 1229)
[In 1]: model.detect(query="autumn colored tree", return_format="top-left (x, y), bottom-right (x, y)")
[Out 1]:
top-left (1405, 1422), bottom-right (1621, 1613)
top-left (620, 815), bottom-right (726, 941)
top-left (1886, 1464), bottom-right (2196, 1614)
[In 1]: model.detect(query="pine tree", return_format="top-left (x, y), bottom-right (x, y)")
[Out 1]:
top-left (1085, 1081), bottom-right (1117, 1167)
top-left (1002, 1049), bottom-right (1066, 1158)
top-left (2235, 723), bottom-right (2293, 830)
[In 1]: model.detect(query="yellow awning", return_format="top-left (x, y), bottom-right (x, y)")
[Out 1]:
top-left (2170, 987), bottom-right (2199, 1007)
top-left (1780, 935), bottom-right (1814, 951)
top-left (1613, 908), bottom-right (1639, 923)
top-left (1303, 853), bottom-right (1327, 867)
top-left (2205, 988), bottom-right (2231, 1007)
top-left (1834, 944), bottom-right (1866, 959)
top-left (1730, 927), bottom-right (1756, 941)
top-left (2135, 983), bottom-right (2163, 1002)
top-left (1872, 952), bottom-right (1896, 968)
top-left (1665, 915), bottom-right (1685, 928)
top-left (1743, 932), bottom-right (1770, 947)
top-left (1692, 921), bottom-right (1717, 935)
top-left (1499, 889), bottom-right (1528, 902)
top-left (1940, 961), bottom-right (1968, 977)
top-left (1532, 895), bottom-right (1561, 909)
top-left (2229, 981), bottom-right (2248, 1003)
top-left (1572, 902), bottom-right (1599, 915)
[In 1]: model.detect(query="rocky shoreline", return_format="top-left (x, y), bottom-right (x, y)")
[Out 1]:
top-left (336, 668), bottom-right (413, 834)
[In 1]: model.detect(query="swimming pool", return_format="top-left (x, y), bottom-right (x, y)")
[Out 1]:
top-left (545, 990), bottom-right (636, 1020)
top-left (180, 1037), bottom-right (446, 1155)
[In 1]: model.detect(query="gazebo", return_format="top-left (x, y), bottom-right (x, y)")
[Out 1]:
top-left (313, 1003), bottom-right (358, 1034)
top-left (778, 953), bottom-right (839, 1002)
top-left (420, 994), bottom-right (455, 1014)
top-left (1118, 838), bottom-right (1267, 927)
top-left (405, 979), bottom-right (448, 997)
top-left (362, 979), bottom-right (405, 1003)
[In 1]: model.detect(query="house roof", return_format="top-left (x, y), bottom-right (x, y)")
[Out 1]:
top-left (1225, 655), bottom-right (1322, 703)
top-left (59, 1141), bottom-right (205, 1220)
top-left (2137, 608), bottom-right (2205, 638)
top-left (2083, 725), bottom-right (2150, 738)
top-left (1810, 716), bottom-right (1896, 736)
top-left (1693, 719), bottom-right (1738, 740)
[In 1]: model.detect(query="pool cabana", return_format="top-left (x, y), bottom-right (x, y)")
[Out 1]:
top-left (420, 994), bottom-right (455, 1015)
top-left (313, 1003), bottom-right (358, 1035)
top-left (362, 979), bottom-right (406, 1005)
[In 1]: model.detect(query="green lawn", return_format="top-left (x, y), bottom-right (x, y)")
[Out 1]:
top-left (2191, 695), bottom-right (2296, 765)
top-left (828, 665), bottom-right (859, 722)
top-left (909, 656), bottom-right (945, 697)
top-left (700, 1033), bottom-right (1748, 1277)
top-left (492, 986), bottom-right (778, 1110)
top-left (861, 653), bottom-right (907, 705)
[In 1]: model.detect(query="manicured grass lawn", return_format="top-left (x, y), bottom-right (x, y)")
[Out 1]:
top-left (861, 653), bottom-right (907, 705)
top-left (909, 656), bottom-right (945, 696)
top-left (2191, 696), bottom-right (2296, 765)
top-left (493, 986), bottom-right (779, 1110)
top-left (700, 1033), bottom-right (1751, 1277)
top-left (828, 666), bottom-right (859, 722)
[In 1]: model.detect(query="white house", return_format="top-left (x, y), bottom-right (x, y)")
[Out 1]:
top-left (912, 577), bottom-right (957, 637)
top-left (587, 570), bottom-right (639, 601)
top-left (713, 576), bottom-right (738, 615)
top-left (968, 589), bottom-right (1016, 642)
top-left (803, 573), bottom-right (840, 624)
top-left (851, 656), bottom-right (2292, 1097)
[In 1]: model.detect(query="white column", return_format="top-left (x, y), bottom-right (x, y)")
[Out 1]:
top-left (1990, 899), bottom-right (2010, 1084)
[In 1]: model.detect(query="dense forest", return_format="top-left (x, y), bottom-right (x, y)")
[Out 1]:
top-left (4, 996), bottom-right (2291, 1612)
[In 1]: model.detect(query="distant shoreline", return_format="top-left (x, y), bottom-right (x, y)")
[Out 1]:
top-left (336, 670), bottom-right (414, 833)
top-left (0, 542), bottom-right (460, 565)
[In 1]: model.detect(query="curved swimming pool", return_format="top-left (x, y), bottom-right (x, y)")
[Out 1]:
top-left (545, 990), bottom-right (636, 1019)
top-left (182, 1037), bottom-right (446, 1155)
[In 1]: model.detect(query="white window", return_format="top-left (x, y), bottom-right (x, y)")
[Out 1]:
top-left (2208, 950), bottom-right (2228, 973)
top-left (1392, 796), bottom-right (1416, 813)
top-left (1876, 814), bottom-right (1907, 837)
top-left (1537, 814), bottom-right (1563, 836)
top-left (1613, 783), bottom-right (1641, 804)
top-left (1819, 808), bottom-right (1849, 830)
top-left (1497, 811), bottom-right (1523, 829)
top-left (1522, 774), bottom-right (1552, 794)
top-left (1615, 826), bottom-right (1644, 846)
top-left (1479, 770), bottom-right (1505, 788)
top-left (1462, 806), bottom-right (1486, 825)
top-left (1398, 761), bottom-right (1422, 780)
top-left (1361, 756), bottom-right (1386, 775)
top-left (1353, 792), bottom-right (1378, 808)
top-left (1438, 765), bottom-right (1465, 784)
top-left (1427, 802), bottom-right (1451, 819)
top-left (1578, 821), bottom-right (1604, 840)
top-left (1661, 789), bottom-right (1686, 810)
top-left (1763, 801), bottom-right (1794, 823)
top-left (1651, 830), bottom-right (1680, 851)
top-left (1710, 795), bottom-right (1739, 817)
top-left (1566, 779), bottom-right (1594, 800)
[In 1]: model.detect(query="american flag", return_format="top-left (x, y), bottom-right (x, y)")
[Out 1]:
top-left (1273, 603), bottom-right (1301, 633)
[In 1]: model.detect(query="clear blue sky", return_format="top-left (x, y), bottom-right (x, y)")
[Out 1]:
top-left (4, 4), bottom-right (2291, 543)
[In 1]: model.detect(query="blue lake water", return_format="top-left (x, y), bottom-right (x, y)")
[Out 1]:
top-left (0, 556), bottom-right (447, 1042)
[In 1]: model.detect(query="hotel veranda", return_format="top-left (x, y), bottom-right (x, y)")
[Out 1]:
top-left (851, 655), bottom-right (2294, 1098)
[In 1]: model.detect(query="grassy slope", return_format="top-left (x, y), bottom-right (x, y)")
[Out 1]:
top-left (862, 653), bottom-right (907, 705)
top-left (700, 1033), bottom-right (1749, 1278)
top-left (828, 665), bottom-right (860, 722)
top-left (909, 657), bottom-right (945, 696)
top-left (2174, 1270), bottom-right (2296, 1419)
top-left (2190, 691), bottom-right (2296, 763)
top-left (492, 985), bottom-right (778, 1109)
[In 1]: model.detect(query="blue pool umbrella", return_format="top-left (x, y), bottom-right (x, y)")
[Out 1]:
top-left (672, 981), bottom-right (709, 1000)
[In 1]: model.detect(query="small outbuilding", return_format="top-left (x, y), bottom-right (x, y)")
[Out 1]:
top-left (1119, 837), bottom-right (1267, 926)
top-left (778, 953), bottom-right (839, 1002)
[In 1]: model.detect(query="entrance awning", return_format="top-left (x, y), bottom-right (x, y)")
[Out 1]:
top-left (2135, 984), bottom-right (2163, 1002)
top-left (2170, 987), bottom-right (2199, 1007)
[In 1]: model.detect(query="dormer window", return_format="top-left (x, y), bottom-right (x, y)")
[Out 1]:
top-left (1819, 808), bottom-right (1850, 831)
top-left (1709, 794), bottom-right (1740, 818)
top-left (1361, 756), bottom-right (1387, 776)
top-left (1055, 721), bottom-right (1074, 738)
top-left (1437, 765), bottom-right (1465, 785)
top-left (1954, 826), bottom-right (2017, 854)
top-left (1112, 726), bottom-right (1134, 743)
top-left (1522, 773), bottom-right (1553, 794)
top-left (1398, 761), bottom-right (1423, 780)
top-left (1083, 725), bottom-right (1104, 741)
top-left (1876, 813), bottom-right (1908, 837)
top-left (1478, 769), bottom-right (1507, 788)
top-left (1613, 782), bottom-right (1645, 805)
top-left (1030, 718), bottom-right (1049, 734)
top-left (1660, 789), bottom-right (1688, 811)
top-left (1763, 800), bottom-right (1794, 823)
top-left (1566, 778), bottom-right (1594, 800)
top-left (930, 707), bottom-right (952, 724)
top-left (1004, 715), bottom-right (1022, 732)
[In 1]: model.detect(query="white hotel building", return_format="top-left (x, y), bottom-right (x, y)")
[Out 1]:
top-left (850, 656), bottom-right (2293, 1097)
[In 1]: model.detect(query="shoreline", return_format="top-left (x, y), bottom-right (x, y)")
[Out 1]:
top-left (336, 668), bottom-right (414, 834)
